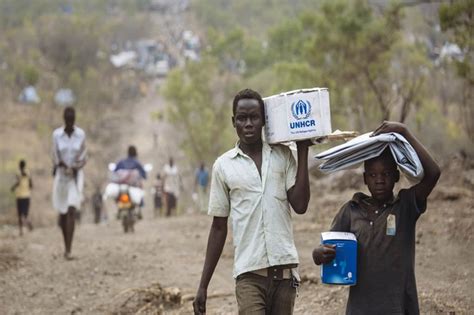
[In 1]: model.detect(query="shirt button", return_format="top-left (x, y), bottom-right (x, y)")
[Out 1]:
top-left (274, 268), bottom-right (277, 272)
top-left (375, 210), bottom-right (379, 214)
top-left (370, 221), bottom-right (373, 226)
top-left (274, 276), bottom-right (277, 279)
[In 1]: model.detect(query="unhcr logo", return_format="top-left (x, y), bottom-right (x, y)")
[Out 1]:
top-left (289, 99), bottom-right (316, 130)
top-left (291, 100), bottom-right (312, 120)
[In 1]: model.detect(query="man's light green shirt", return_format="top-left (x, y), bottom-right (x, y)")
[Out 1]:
top-left (208, 142), bottom-right (298, 278)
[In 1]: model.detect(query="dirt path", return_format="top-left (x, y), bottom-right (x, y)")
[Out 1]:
top-left (0, 79), bottom-right (237, 314)
top-left (1, 9), bottom-right (473, 314)
top-left (1, 132), bottom-right (473, 315)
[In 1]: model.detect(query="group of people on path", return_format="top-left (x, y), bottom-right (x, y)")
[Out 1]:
top-left (11, 106), bottom-right (84, 260)
top-left (152, 158), bottom-right (210, 217)
top-left (11, 104), bottom-right (196, 258)
top-left (192, 88), bottom-right (441, 315)
top-left (10, 87), bottom-right (441, 314)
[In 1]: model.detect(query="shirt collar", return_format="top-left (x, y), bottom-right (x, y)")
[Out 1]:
top-left (60, 126), bottom-right (76, 137)
top-left (229, 141), bottom-right (272, 159)
top-left (351, 192), bottom-right (399, 209)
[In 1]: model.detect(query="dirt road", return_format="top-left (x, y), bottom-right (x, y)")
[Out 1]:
top-left (1, 20), bottom-right (473, 314)
top-left (1, 82), bottom-right (473, 314)
top-left (1, 174), bottom-right (473, 314)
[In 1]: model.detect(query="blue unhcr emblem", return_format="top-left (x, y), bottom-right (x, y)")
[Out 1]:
top-left (291, 100), bottom-right (312, 120)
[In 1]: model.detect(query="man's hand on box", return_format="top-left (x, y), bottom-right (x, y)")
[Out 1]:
top-left (296, 139), bottom-right (314, 149)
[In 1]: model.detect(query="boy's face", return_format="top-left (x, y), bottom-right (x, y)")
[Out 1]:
top-left (232, 98), bottom-right (264, 145)
top-left (364, 158), bottom-right (399, 203)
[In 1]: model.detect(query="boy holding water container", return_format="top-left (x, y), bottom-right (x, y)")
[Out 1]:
top-left (313, 121), bottom-right (441, 315)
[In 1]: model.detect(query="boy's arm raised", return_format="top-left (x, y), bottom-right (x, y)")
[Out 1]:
top-left (372, 121), bottom-right (441, 203)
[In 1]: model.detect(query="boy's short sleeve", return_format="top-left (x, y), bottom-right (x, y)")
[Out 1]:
top-left (330, 202), bottom-right (352, 232)
top-left (207, 160), bottom-right (230, 217)
top-left (399, 187), bottom-right (427, 222)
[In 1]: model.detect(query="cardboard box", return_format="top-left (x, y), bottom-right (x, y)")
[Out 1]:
top-left (263, 88), bottom-right (332, 144)
top-left (321, 231), bottom-right (357, 286)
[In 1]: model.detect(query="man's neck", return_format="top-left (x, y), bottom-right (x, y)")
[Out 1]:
top-left (239, 140), bottom-right (263, 156)
top-left (64, 126), bottom-right (74, 137)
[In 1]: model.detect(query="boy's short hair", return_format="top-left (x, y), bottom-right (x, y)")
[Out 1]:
top-left (364, 148), bottom-right (397, 170)
top-left (19, 160), bottom-right (26, 169)
top-left (232, 88), bottom-right (265, 120)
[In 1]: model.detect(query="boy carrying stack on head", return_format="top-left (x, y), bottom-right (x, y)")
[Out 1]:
top-left (313, 121), bottom-right (441, 315)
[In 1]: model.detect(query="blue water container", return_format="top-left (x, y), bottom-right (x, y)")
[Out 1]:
top-left (321, 231), bottom-right (357, 285)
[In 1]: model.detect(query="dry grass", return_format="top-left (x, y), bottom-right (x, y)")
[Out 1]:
top-left (110, 283), bottom-right (182, 315)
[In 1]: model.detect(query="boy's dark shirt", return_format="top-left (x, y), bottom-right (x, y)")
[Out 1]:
top-left (330, 187), bottom-right (426, 315)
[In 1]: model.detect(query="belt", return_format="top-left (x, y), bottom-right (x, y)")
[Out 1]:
top-left (250, 267), bottom-right (292, 280)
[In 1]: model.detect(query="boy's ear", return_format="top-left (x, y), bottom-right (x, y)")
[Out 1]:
top-left (394, 170), bottom-right (400, 183)
top-left (363, 172), bottom-right (367, 185)
top-left (231, 116), bottom-right (236, 128)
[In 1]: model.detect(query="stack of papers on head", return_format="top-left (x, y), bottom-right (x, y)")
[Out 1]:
top-left (315, 132), bottom-right (424, 182)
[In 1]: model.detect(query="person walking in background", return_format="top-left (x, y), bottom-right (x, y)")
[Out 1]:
top-left (11, 159), bottom-right (33, 236)
top-left (52, 106), bottom-right (87, 260)
top-left (162, 157), bottom-right (181, 217)
top-left (194, 162), bottom-right (209, 213)
top-left (91, 186), bottom-right (103, 224)
top-left (153, 173), bottom-right (164, 217)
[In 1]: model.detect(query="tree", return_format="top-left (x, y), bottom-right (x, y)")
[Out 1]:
top-left (390, 42), bottom-right (430, 123)
top-left (38, 16), bottom-right (101, 79)
top-left (161, 57), bottom-right (238, 165)
top-left (261, 0), bottom-right (430, 130)
top-left (439, 0), bottom-right (474, 141)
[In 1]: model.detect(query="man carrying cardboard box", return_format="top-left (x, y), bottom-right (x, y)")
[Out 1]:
top-left (263, 87), bottom-right (332, 144)
top-left (193, 88), bottom-right (313, 314)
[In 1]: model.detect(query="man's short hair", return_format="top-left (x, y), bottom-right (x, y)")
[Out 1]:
top-left (128, 145), bottom-right (137, 157)
top-left (232, 88), bottom-right (265, 120)
top-left (63, 106), bottom-right (75, 116)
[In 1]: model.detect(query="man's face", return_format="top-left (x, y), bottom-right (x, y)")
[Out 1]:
top-left (232, 98), bottom-right (264, 145)
top-left (64, 110), bottom-right (75, 129)
top-left (364, 158), bottom-right (399, 203)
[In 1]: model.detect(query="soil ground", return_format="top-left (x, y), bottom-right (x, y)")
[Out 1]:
top-left (1, 82), bottom-right (473, 315)
top-left (1, 3), bottom-right (473, 314)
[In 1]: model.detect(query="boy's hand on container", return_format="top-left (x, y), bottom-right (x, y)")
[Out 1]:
top-left (312, 244), bottom-right (336, 265)
top-left (371, 121), bottom-right (407, 137)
